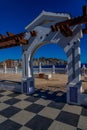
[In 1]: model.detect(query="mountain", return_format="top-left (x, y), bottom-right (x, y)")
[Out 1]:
top-left (0, 57), bottom-right (67, 68)
top-left (0, 59), bottom-right (22, 68)
top-left (33, 57), bottom-right (67, 66)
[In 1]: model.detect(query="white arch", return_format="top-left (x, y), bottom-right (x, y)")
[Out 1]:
top-left (21, 12), bottom-right (83, 105)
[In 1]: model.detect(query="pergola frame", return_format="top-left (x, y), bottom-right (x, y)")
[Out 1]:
top-left (0, 6), bottom-right (87, 106)
top-left (0, 6), bottom-right (87, 48)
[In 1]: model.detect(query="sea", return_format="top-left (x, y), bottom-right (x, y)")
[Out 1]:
top-left (0, 63), bottom-right (86, 74)
top-left (33, 63), bottom-right (87, 68)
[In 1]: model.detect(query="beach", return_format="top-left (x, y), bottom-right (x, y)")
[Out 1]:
top-left (0, 73), bottom-right (86, 93)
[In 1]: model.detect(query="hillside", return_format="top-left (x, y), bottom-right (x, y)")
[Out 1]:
top-left (33, 57), bottom-right (67, 66)
top-left (0, 57), bottom-right (67, 68)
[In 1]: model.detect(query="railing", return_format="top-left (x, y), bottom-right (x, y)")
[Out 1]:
top-left (0, 67), bottom-right (67, 74)
top-left (33, 68), bottom-right (67, 74)
top-left (0, 68), bottom-right (22, 74)
top-left (0, 67), bottom-right (87, 75)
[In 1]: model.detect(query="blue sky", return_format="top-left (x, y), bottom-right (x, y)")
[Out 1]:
top-left (0, 0), bottom-right (87, 63)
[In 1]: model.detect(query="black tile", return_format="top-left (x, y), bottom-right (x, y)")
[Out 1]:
top-left (0, 93), bottom-right (3, 97)
top-left (8, 93), bottom-right (20, 97)
top-left (81, 106), bottom-right (87, 116)
top-left (0, 119), bottom-right (22, 130)
top-left (25, 115), bottom-right (53, 130)
top-left (25, 96), bottom-right (39, 102)
top-left (48, 101), bottom-right (65, 110)
top-left (25, 103), bottom-right (44, 113)
top-left (0, 90), bottom-right (6, 93)
top-left (77, 128), bottom-right (83, 130)
top-left (0, 106), bottom-right (21, 118)
top-left (4, 98), bottom-right (21, 105)
top-left (56, 111), bottom-right (79, 127)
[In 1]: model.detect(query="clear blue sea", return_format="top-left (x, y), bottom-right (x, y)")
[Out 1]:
top-left (34, 64), bottom-right (87, 68)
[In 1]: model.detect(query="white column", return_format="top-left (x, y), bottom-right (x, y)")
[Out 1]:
top-left (22, 51), bottom-right (31, 78)
top-left (66, 40), bottom-right (82, 105)
top-left (4, 63), bottom-right (7, 74)
top-left (52, 65), bottom-right (55, 74)
top-left (22, 50), bottom-right (35, 94)
top-left (82, 64), bottom-right (86, 76)
top-left (15, 66), bottom-right (18, 74)
top-left (22, 51), bottom-right (27, 78)
top-left (27, 53), bottom-right (32, 77)
top-left (66, 64), bottom-right (68, 74)
top-left (39, 62), bottom-right (42, 73)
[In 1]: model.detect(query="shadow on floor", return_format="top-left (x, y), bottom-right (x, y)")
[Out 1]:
top-left (0, 80), bottom-right (21, 93)
top-left (29, 88), bottom-right (66, 103)
top-left (0, 80), bottom-right (21, 85)
top-left (0, 80), bottom-right (66, 103)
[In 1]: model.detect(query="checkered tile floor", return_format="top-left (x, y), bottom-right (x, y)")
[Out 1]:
top-left (0, 89), bottom-right (87, 130)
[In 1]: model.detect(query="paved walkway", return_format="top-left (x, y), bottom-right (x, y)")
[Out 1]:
top-left (0, 89), bottom-right (87, 130)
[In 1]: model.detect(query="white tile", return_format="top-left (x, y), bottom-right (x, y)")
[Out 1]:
top-left (19, 126), bottom-right (32, 130)
top-left (63, 104), bottom-right (82, 115)
top-left (39, 107), bottom-right (60, 119)
top-left (35, 98), bottom-right (51, 106)
top-left (78, 115), bottom-right (87, 130)
top-left (10, 110), bottom-right (36, 125)
top-left (48, 120), bottom-right (76, 130)
top-left (0, 115), bottom-right (7, 123)
top-left (0, 103), bottom-right (10, 111)
top-left (0, 96), bottom-right (11, 102)
top-left (1, 91), bottom-right (13, 95)
top-left (13, 101), bottom-right (32, 109)
top-left (15, 94), bottom-right (28, 100)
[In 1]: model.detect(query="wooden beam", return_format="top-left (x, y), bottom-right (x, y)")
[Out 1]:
top-left (64, 25), bottom-right (73, 36)
top-left (30, 30), bottom-right (37, 36)
top-left (82, 28), bottom-right (87, 34)
top-left (51, 25), bottom-right (59, 32)
top-left (0, 40), bottom-right (15, 48)
top-left (0, 39), bottom-right (28, 49)
top-left (59, 24), bottom-right (73, 37)
top-left (6, 32), bottom-right (14, 37)
top-left (59, 25), bottom-right (70, 37)
top-left (0, 32), bottom-right (25, 43)
top-left (0, 32), bottom-right (28, 49)
top-left (51, 6), bottom-right (87, 36)
top-left (83, 5), bottom-right (87, 16)
top-left (55, 15), bottom-right (87, 28)
top-left (55, 6), bottom-right (87, 29)
top-left (0, 43), bottom-right (20, 49)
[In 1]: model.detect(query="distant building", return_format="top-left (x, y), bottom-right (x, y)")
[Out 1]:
top-left (0, 58), bottom-right (67, 68)
top-left (2, 59), bottom-right (22, 68)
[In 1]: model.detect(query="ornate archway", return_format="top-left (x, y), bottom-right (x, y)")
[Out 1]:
top-left (0, 6), bottom-right (87, 106)
top-left (21, 11), bottom-right (82, 105)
